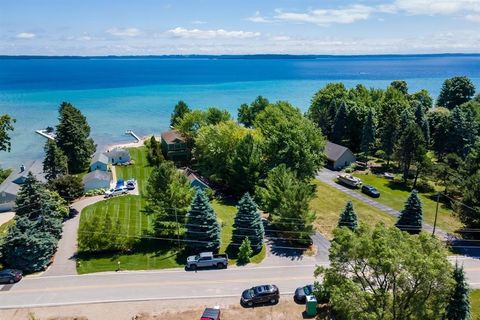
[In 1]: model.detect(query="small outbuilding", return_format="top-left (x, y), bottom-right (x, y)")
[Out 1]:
top-left (106, 148), bottom-right (131, 165)
top-left (325, 141), bottom-right (356, 170)
top-left (90, 153), bottom-right (109, 172)
top-left (83, 170), bottom-right (112, 191)
top-left (184, 168), bottom-right (210, 190)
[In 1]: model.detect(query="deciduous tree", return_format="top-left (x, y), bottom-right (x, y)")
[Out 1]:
top-left (437, 76), bottom-right (476, 109)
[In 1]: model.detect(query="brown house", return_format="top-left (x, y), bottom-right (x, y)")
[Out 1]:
top-left (161, 130), bottom-right (189, 161)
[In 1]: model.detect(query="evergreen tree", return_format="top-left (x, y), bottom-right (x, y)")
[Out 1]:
top-left (396, 190), bottom-right (423, 234)
top-left (414, 102), bottom-right (430, 145)
top-left (0, 113), bottom-right (15, 153)
top-left (331, 101), bottom-right (348, 144)
top-left (14, 173), bottom-right (46, 220)
top-left (338, 201), bottom-right (358, 231)
top-left (237, 237), bottom-right (253, 265)
top-left (146, 135), bottom-right (164, 166)
top-left (445, 263), bottom-right (471, 320)
top-left (170, 100), bottom-right (191, 128)
top-left (55, 102), bottom-right (96, 173)
top-left (390, 80), bottom-right (408, 95)
top-left (47, 174), bottom-right (84, 204)
top-left (1, 215), bottom-right (57, 272)
top-left (396, 122), bottom-right (426, 183)
top-left (360, 110), bottom-right (375, 158)
top-left (185, 189), bottom-right (221, 253)
top-left (43, 139), bottom-right (68, 180)
top-left (232, 193), bottom-right (264, 253)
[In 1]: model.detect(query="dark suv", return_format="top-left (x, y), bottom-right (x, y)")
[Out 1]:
top-left (361, 185), bottom-right (380, 198)
top-left (0, 269), bottom-right (22, 284)
top-left (241, 284), bottom-right (280, 307)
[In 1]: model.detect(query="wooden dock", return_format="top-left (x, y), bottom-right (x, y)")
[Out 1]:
top-left (125, 130), bottom-right (140, 142)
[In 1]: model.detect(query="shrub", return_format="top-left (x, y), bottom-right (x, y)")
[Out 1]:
top-left (374, 150), bottom-right (387, 159)
top-left (48, 175), bottom-right (84, 203)
top-left (415, 179), bottom-right (435, 193)
top-left (237, 237), bottom-right (253, 265)
top-left (85, 189), bottom-right (106, 197)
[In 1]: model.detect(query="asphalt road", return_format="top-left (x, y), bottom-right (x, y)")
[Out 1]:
top-left (0, 264), bottom-right (322, 309)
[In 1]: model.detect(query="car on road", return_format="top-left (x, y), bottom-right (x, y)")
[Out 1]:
top-left (200, 307), bottom-right (221, 320)
top-left (186, 252), bottom-right (228, 270)
top-left (126, 179), bottom-right (136, 190)
top-left (361, 185), bottom-right (380, 198)
top-left (240, 284), bottom-right (280, 307)
top-left (294, 284), bottom-right (314, 303)
top-left (104, 186), bottom-right (128, 198)
top-left (0, 269), bottom-right (22, 284)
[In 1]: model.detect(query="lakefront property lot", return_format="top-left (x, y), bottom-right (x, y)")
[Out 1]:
top-left (77, 147), bottom-right (264, 273)
top-left (353, 173), bottom-right (462, 234)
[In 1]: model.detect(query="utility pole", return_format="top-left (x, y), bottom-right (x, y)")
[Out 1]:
top-left (432, 193), bottom-right (440, 236)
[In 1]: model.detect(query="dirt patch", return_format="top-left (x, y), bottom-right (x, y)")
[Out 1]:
top-left (0, 298), bottom-right (311, 320)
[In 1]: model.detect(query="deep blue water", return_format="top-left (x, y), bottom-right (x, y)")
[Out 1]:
top-left (0, 55), bottom-right (480, 168)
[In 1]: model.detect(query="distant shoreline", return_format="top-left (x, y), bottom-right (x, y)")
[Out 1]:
top-left (1, 53), bottom-right (480, 60)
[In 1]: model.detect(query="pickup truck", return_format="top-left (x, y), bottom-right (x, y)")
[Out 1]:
top-left (186, 252), bottom-right (228, 270)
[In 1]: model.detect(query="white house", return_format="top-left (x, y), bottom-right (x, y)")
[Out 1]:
top-left (325, 141), bottom-right (356, 170)
top-left (0, 160), bottom-right (46, 212)
top-left (106, 148), bottom-right (131, 165)
top-left (83, 170), bottom-right (112, 191)
top-left (89, 153), bottom-right (109, 172)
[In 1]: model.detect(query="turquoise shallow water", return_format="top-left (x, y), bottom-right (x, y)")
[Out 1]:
top-left (1, 56), bottom-right (480, 168)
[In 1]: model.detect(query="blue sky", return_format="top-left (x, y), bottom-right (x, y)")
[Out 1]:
top-left (1, 0), bottom-right (480, 55)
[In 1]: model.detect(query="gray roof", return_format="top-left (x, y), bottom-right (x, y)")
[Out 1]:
top-left (325, 141), bottom-right (351, 162)
top-left (83, 170), bottom-right (112, 183)
top-left (91, 152), bottom-right (109, 165)
top-left (0, 160), bottom-right (47, 197)
top-left (106, 148), bottom-right (129, 157)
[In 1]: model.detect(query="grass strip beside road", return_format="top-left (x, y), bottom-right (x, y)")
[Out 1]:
top-left (311, 180), bottom-right (396, 239)
top-left (353, 173), bottom-right (462, 234)
top-left (472, 289), bottom-right (480, 318)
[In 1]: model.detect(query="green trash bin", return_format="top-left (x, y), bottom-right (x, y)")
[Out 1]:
top-left (305, 295), bottom-right (317, 317)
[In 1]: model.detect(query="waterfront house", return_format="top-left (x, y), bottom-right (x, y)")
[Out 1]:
top-left (106, 148), bottom-right (131, 165)
top-left (89, 153), bottom-right (109, 172)
top-left (83, 170), bottom-right (112, 191)
top-left (183, 168), bottom-right (210, 190)
top-left (0, 160), bottom-right (46, 212)
top-left (325, 141), bottom-right (356, 170)
top-left (161, 130), bottom-right (188, 161)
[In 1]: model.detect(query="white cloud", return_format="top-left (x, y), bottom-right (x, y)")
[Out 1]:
top-left (271, 36), bottom-right (291, 41)
top-left (15, 32), bottom-right (35, 39)
top-left (191, 20), bottom-right (206, 25)
top-left (106, 27), bottom-right (141, 37)
top-left (247, 11), bottom-right (272, 23)
top-left (275, 5), bottom-right (374, 26)
top-left (393, 0), bottom-right (480, 15)
top-left (167, 27), bottom-right (260, 39)
top-left (466, 13), bottom-right (480, 22)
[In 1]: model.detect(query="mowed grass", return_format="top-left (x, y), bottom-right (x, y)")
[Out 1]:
top-left (0, 219), bottom-right (13, 238)
top-left (472, 290), bottom-right (480, 318)
top-left (311, 180), bottom-right (397, 239)
top-left (115, 147), bottom-right (152, 196)
top-left (353, 173), bottom-right (462, 234)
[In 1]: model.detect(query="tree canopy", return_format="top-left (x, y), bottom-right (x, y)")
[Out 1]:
top-left (396, 190), bottom-right (423, 234)
top-left (170, 100), bottom-right (191, 128)
top-left (232, 193), bottom-right (264, 253)
top-left (0, 113), bottom-right (15, 152)
top-left (437, 76), bottom-right (476, 109)
top-left (43, 139), bottom-right (68, 180)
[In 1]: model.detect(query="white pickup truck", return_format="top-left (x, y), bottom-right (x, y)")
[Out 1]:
top-left (186, 252), bottom-right (228, 270)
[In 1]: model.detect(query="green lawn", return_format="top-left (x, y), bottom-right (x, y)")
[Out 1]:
top-left (77, 146), bottom-right (264, 273)
top-left (311, 180), bottom-right (397, 239)
top-left (353, 173), bottom-right (462, 234)
top-left (472, 290), bottom-right (480, 319)
top-left (115, 147), bottom-right (152, 196)
top-left (0, 219), bottom-right (13, 238)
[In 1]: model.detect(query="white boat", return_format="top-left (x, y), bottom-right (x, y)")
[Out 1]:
top-left (338, 174), bottom-right (362, 188)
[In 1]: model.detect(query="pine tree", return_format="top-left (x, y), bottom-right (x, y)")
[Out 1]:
top-left (395, 190), bottom-right (423, 234)
top-left (55, 102), bottom-right (96, 173)
top-left (331, 101), bottom-right (348, 144)
top-left (414, 102), bottom-right (430, 145)
top-left (445, 263), bottom-right (471, 320)
top-left (232, 193), bottom-right (264, 253)
top-left (146, 135), bottom-right (164, 166)
top-left (360, 110), bottom-right (375, 158)
top-left (170, 100), bottom-right (191, 127)
top-left (185, 189), bottom-right (221, 253)
top-left (237, 237), bottom-right (253, 265)
top-left (338, 201), bottom-right (358, 231)
top-left (14, 173), bottom-right (46, 220)
top-left (43, 139), bottom-right (68, 181)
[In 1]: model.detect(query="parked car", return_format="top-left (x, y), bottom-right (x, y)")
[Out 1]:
top-left (104, 186), bottom-right (128, 198)
top-left (294, 284), bottom-right (314, 304)
top-left (240, 284), bottom-right (280, 307)
top-left (338, 174), bottom-right (362, 188)
top-left (0, 269), bottom-right (22, 284)
top-left (126, 179), bottom-right (136, 190)
top-left (200, 307), bottom-right (221, 320)
top-left (361, 185), bottom-right (380, 198)
top-left (186, 252), bottom-right (228, 270)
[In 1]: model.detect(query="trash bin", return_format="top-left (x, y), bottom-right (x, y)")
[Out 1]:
top-left (305, 295), bottom-right (317, 317)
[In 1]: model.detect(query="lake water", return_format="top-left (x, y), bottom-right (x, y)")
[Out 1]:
top-left (1, 55), bottom-right (480, 168)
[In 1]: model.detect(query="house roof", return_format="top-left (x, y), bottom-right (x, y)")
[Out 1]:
top-left (161, 130), bottom-right (185, 144)
top-left (184, 168), bottom-right (210, 189)
top-left (83, 170), bottom-right (112, 183)
top-left (91, 153), bottom-right (109, 165)
top-left (106, 148), bottom-right (130, 157)
top-left (0, 160), bottom-right (47, 197)
top-left (325, 141), bottom-right (351, 162)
